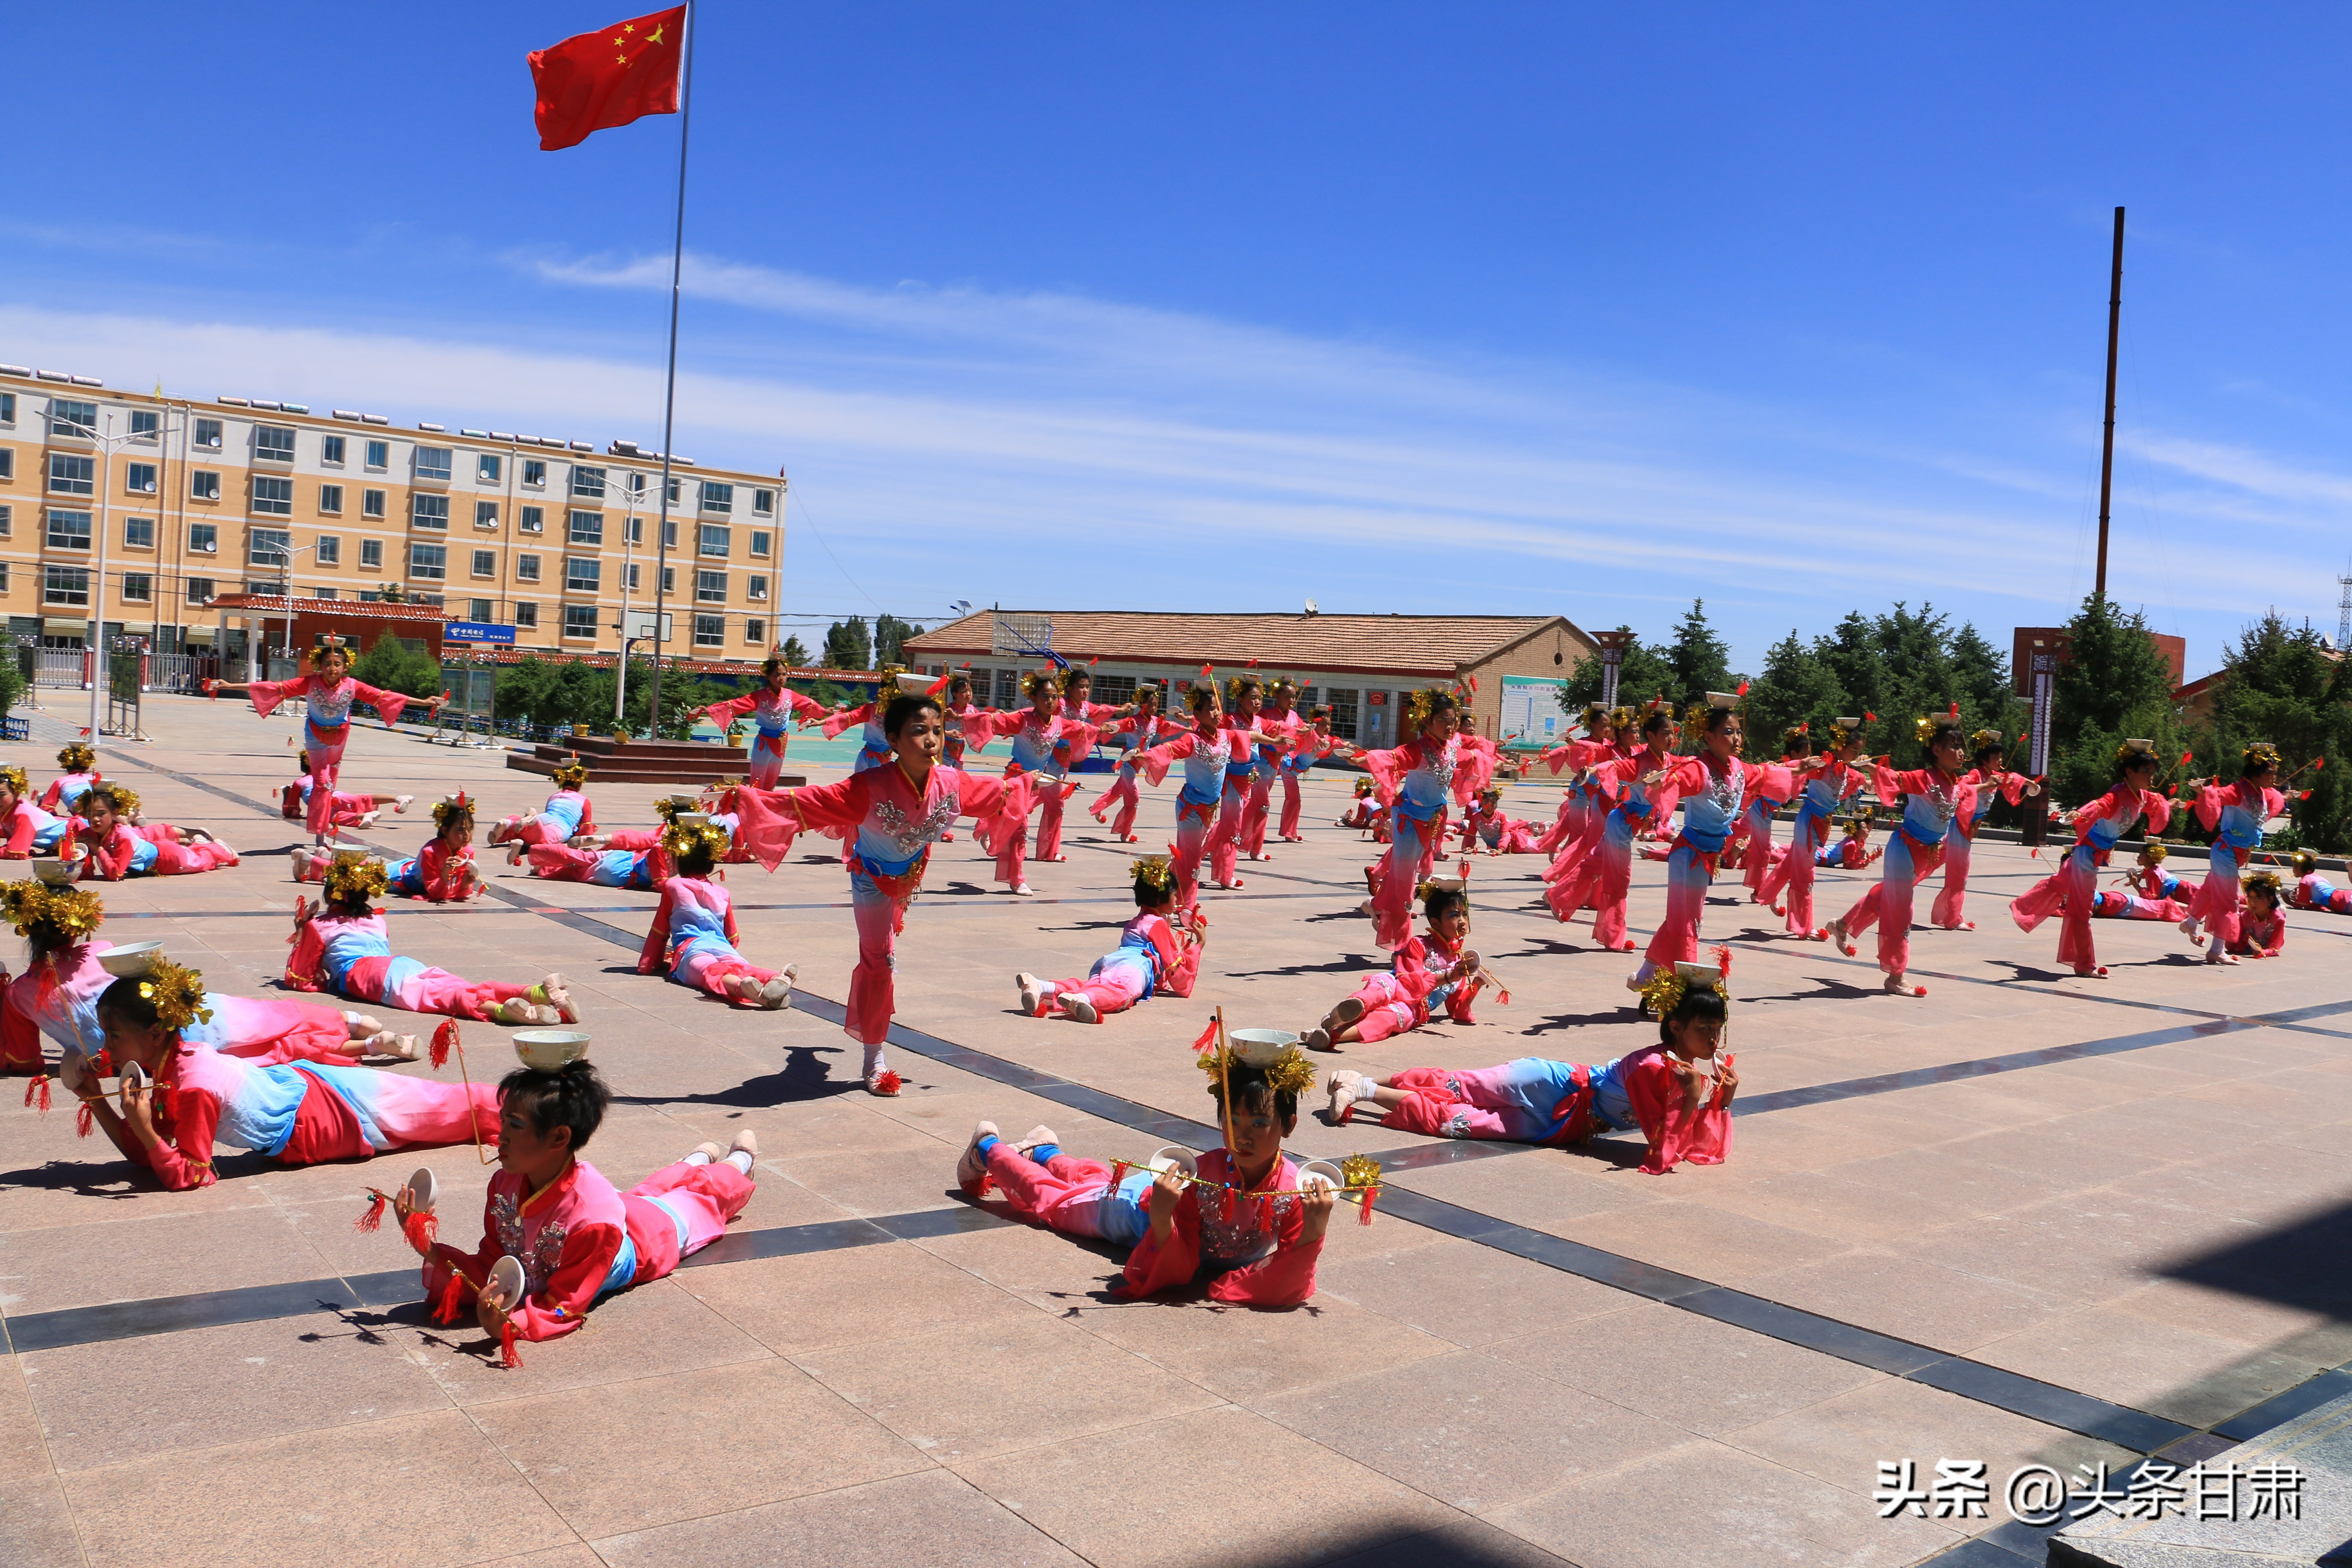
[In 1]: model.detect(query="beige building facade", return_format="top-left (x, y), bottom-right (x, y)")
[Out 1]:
top-left (0, 365), bottom-right (786, 664)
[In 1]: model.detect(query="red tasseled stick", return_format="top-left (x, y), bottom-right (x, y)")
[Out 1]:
top-left (498, 1321), bottom-right (521, 1370)
top-left (403, 1210), bottom-right (438, 1256)
top-left (430, 1019), bottom-right (458, 1069)
top-left (1108, 1160), bottom-right (1127, 1189)
top-left (1712, 943), bottom-right (1733, 979)
top-left (355, 1192), bottom-right (387, 1232)
top-left (75, 1102), bottom-right (94, 1139)
top-left (434, 1269), bottom-right (468, 1326)
top-left (1358, 1188), bottom-right (1378, 1226)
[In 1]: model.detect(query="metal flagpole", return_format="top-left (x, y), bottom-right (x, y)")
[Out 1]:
top-left (646, 0), bottom-right (696, 734)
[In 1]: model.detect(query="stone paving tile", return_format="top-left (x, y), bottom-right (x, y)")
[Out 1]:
top-left (1739, 1249), bottom-right (2079, 1357)
top-left (592, 1467), bottom-right (1089, 1567)
top-left (0, 1201), bottom-right (333, 1315)
top-left (0, 1473), bottom-right (84, 1568)
top-left (391, 1278), bottom-right (773, 1409)
top-left (1310, 1235), bottom-right (1629, 1348)
top-left (681, 1235), bottom-right (1042, 1356)
top-left (1969, 1305), bottom-right (2330, 1430)
top-left (0, 1358), bottom-right (54, 1485)
top-left (1061, 1289), bottom-right (1454, 1403)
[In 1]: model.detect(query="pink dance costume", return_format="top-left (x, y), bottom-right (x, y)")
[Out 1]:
top-left (1834, 765), bottom-right (1967, 978)
top-left (2092, 889), bottom-right (2187, 921)
top-left (1632, 753), bottom-right (1754, 983)
top-left (820, 701), bottom-right (898, 775)
top-left (1, 938), bottom-right (358, 1071)
top-left (493, 787), bottom-right (595, 848)
top-left (235, 674), bottom-right (416, 838)
top-left (2183, 778), bottom-right (2288, 949)
top-left (1757, 756), bottom-right (1865, 933)
top-left (1139, 719), bottom-right (1241, 909)
top-left (2009, 785), bottom-right (2172, 975)
top-left (1543, 750), bottom-right (1675, 951)
top-left (1276, 726), bottom-right (1337, 840)
top-left (1739, 762), bottom-right (1796, 902)
top-left (425, 1156), bottom-right (751, 1341)
top-left (2227, 906), bottom-right (2287, 958)
top-left (1090, 713), bottom-right (1182, 842)
top-left (41, 770), bottom-right (103, 815)
top-left (1335, 929), bottom-right (1480, 1042)
top-left (1239, 708), bottom-right (1302, 859)
top-left (525, 845), bottom-right (665, 888)
top-left (387, 838), bottom-right (479, 903)
top-left (2293, 870), bottom-right (2352, 914)
top-left (637, 875), bottom-right (787, 1004)
top-left (733, 762), bottom-right (1026, 1074)
top-left (1932, 769), bottom-right (2030, 929)
top-left (1815, 836), bottom-right (1876, 868)
top-left (73, 820), bottom-right (235, 879)
top-left (969, 1141), bottom-right (1320, 1305)
top-left (1535, 738), bottom-right (1630, 905)
top-left (970, 710), bottom-right (1103, 879)
top-left (1359, 733), bottom-right (1497, 949)
top-left (705, 686), bottom-right (828, 789)
top-left (0, 798), bottom-right (68, 859)
top-left (1347, 1049), bottom-right (1730, 1175)
top-left (282, 778), bottom-right (378, 827)
top-left (285, 910), bottom-right (537, 1021)
top-left (132, 1040), bottom-right (497, 1191)
top-left (1031, 910), bottom-right (1201, 1021)
top-left (1206, 716), bottom-right (1272, 885)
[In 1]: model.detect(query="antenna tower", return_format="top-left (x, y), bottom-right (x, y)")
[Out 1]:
top-left (2339, 557), bottom-right (2352, 651)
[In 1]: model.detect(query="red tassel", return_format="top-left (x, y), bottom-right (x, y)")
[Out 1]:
top-left (1496, 989), bottom-right (1512, 1006)
top-left (75, 1102), bottom-right (94, 1138)
top-left (872, 1069), bottom-right (902, 1096)
top-left (1359, 1188), bottom-right (1378, 1226)
top-left (1109, 1159), bottom-right (1127, 1188)
top-left (1712, 943), bottom-right (1733, 979)
top-left (434, 1268), bottom-right (468, 1326)
top-left (430, 1019), bottom-right (456, 1069)
top-left (1220, 1185), bottom-right (1237, 1222)
top-left (34, 1076), bottom-right (51, 1113)
top-left (498, 1321), bottom-right (521, 1369)
top-left (1191, 1018), bottom-right (1219, 1055)
top-left (1737, 680), bottom-right (1750, 697)
top-left (355, 1192), bottom-right (387, 1232)
top-left (23, 1074), bottom-right (43, 1110)
top-left (1257, 1191), bottom-right (1275, 1229)
top-left (402, 1210), bottom-right (438, 1256)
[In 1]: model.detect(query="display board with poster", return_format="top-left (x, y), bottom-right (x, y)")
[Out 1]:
top-left (1499, 675), bottom-right (1573, 751)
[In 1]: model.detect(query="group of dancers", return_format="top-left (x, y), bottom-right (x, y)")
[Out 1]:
top-left (2, 652), bottom-right (2322, 1333)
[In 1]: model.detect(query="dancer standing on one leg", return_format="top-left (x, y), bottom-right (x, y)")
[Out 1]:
top-left (2179, 743), bottom-right (2289, 963)
top-left (1758, 716), bottom-right (1868, 938)
top-left (2009, 739), bottom-right (2172, 978)
top-left (1930, 729), bottom-right (2038, 931)
top-left (704, 655), bottom-right (830, 790)
top-left (1138, 686), bottom-right (1283, 911)
top-left (1348, 688), bottom-right (1494, 951)
top-left (1544, 703), bottom-right (1679, 953)
top-left (967, 672), bottom-right (1103, 892)
top-left (1826, 715), bottom-right (1973, 997)
top-left (1627, 695), bottom-right (1751, 994)
top-left (732, 692), bottom-right (1030, 1095)
top-left (209, 643), bottom-right (439, 847)
top-left (1090, 683), bottom-right (1176, 845)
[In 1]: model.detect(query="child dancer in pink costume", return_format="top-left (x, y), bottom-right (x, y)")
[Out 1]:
top-left (2092, 887), bottom-right (2189, 922)
top-left (210, 644), bottom-right (438, 845)
top-left (1239, 679), bottom-right (1304, 861)
top-left (70, 785), bottom-right (239, 879)
top-left (637, 822), bottom-right (796, 1009)
top-left (966, 672), bottom-right (1104, 891)
top-left (1537, 707), bottom-right (1639, 919)
top-left (1931, 730), bottom-right (2038, 930)
top-left (1816, 813), bottom-right (1883, 869)
top-left (1138, 686), bottom-right (1285, 910)
top-left (1544, 704), bottom-right (1679, 952)
top-left (2009, 740), bottom-right (2172, 977)
top-left (1014, 856), bottom-right (1205, 1023)
top-left (1741, 726), bottom-right (1807, 903)
top-left (2290, 851), bottom-right (2352, 915)
top-left (402, 1059), bottom-right (757, 1347)
top-left (41, 742), bottom-right (104, 816)
top-left (286, 854), bottom-right (578, 1024)
top-left (821, 667), bottom-right (943, 777)
top-left (2226, 873), bottom-right (2288, 960)
top-left (704, 655), bottom-right (830, 789)
top-left (1277, 706), bottom-right (1338, 842)
top-left (954, 1041), bottom-right (1331, 1306)
top-left (1337, 778), bottom-right (1381, 834)
top-left (1090, 684), bottom-right (1178, 844)
top-left (732, 692), bottom-right (1029, 1094)
top-left (1825, 716), bottom-right (1972, 997)
top-left (1207, 675), bottom-right (1275, 883)
top-left (1758, 717), bottom-right (1868, 937)
top-left (1302, 881), bottom-right (1483, 1050)
top-left (70, 958), bottom-right (494, 1191)
top-left (1349, 689), bottom-right (1498, 950)
top-left (1463, 787), bottom-right (1544, 854)
top-left (2179, 743), bottom-right (2290, 962)
top-left (1626, 696), bottom-right (1752, 994)
top-left (1323, 959), bottom-right (1735, 1176)
top-left (488, 760), bottom-right (596, 850)
top-left (282, 752), bottom-right (411, 830)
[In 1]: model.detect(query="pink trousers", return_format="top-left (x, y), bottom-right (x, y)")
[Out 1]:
top-left (627, 1159), bottom-right (755, 1271)
top-left (1172, 800), bottom-right (1213, 909)
top-left (303, 737), bottom-right (347, 837)
top-left (1369, 818), bottom-right (1436, 949)
top-left (153, 841), bottom-right (237, 875)
top-left (1840, 833), bottom-right (1944, 974)
top-left (1277, 770), bottom-right (1304, 838)
top-left (2187, 845), bottom-right (2246, 948)
top-left (1208, 777), bottom-right (1247, 884)
top-left (1929, 827), bottom-right (1974, 928)
top-left (982, 1144), bottom-right (1125, 1237)
top-left (1091, 769), bottom-right (1141, 839)
top-left (1639, 842), bottom-right (1714, 974)
top-left (2010, 846), bottom-right (2101, 973)
top-left (1758, 811), bottom-right (1828, 932)
top-left (1240, 770), bottom-right (1273, 857)
top-left (1741, 801), bottom-right (1778, 900)
top-left (1546, 815), bottom-right (1634, 949)
top-left (1341, 972), bottom-right (1415, 1042)
top-left (695, 957), bottom-right (784, 1006)
top-left (1042, 963), bottom-right (1147, 1019)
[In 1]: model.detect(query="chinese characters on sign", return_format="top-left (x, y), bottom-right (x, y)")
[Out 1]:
top-left (1873, 1459), bottom-right (2304, 1527)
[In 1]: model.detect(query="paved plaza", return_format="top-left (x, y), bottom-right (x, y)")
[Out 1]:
top-left (2, 698), bottom-right (2347, 1568)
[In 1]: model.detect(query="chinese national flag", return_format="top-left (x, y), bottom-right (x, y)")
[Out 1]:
top-left (530, 6), bottom-right (686, 152)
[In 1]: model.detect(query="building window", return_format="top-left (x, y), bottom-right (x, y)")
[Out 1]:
top-left (128, 409), bottom-right (159, 441)
top-left (664, 476), bottom-right (682, 504)
top-left (570, 465), bottom-right (607, 499)
top-left (750, 529), bottom-right (772, 557)
top-left (43, 565), bottom-right (89, 606)
top-left (122, 573), bottom-right (152, 603)
top-left (360, 539), bottom-right (383, 569)
top-left (475, 500), bottom-right (499, 528)
top-left (316, 534), bottom-right (340, 565)
top-left (125, 462), bottom-right (158, 495)
top-left (123, 516), bottom-right (154, 549)
top-left (563, 604), bottom-right (598, 639)
top-left (469, 598), bottom-right (493, 622)
top-left (700, 481), bottom-right (733, 515)
top-left (0, 450), bottom-right (11, 480)
top-left (0, 563), bottom-right (9, 593)
top-left (46, 509), bottom-right (92, 551)
top-left (313, 587), bottom-right (338, 600)
top-left (515, 554), bottom-right (541, 582)
top-left (409, 542), bottom-right (447, 580)
top-left (744, 617), bottom-right (765, 645)
top-left (0, 391), bottom-right (14, 425)
top-left (0, 504), bottom-right (10, 536)
top-left (753, 488), bottom-right (775, 517)
top-left (251, 475), bottom-right (294, 515)
top-left (624, 514), bottom-right (643, 545)
top-left (568, 510), bottom-right (603, 545)
top-left (747, 574), bottom-right (768, 601)
top-left (662, 517), bottom-right (678, 548)
top-left (47, 455), bottom-right (94, 496)
top-left (189, 521), bottom-right (218, 554)
top-left (191, 470), bottom-right (221, 501)
top-left (476, 453), bottom-right (501, 484)
top-left (186, 576), bottom-right (215, 605)
top-left (695, 570), bottom-right (726, 603)
top-left (519, 505), bottom-right (544, 533)
top-left (1321, 688), bottom-right (1360, 741)
top-left (565, 557), bottom-right (600, 592)
top-left (625, 562), bottom-right (640, 592)
top-left (249, 527), bottom-right (291, 568)
top-left (514, 601), bottom-right (538, 628)
top-left (694, 614), bottom-right (724, 647)
top-left (50, 398), bottom-right (99, 437)
top-left (321, 434), bottom-right (345, 466)
top-left (255, 425), bottom-right (296, 463)
top-left (661, 565), bottom-right (675, 596)
top-left (698, 523), bottom-right (730, 558)
top-left (315, 484), bottom-right (341, 514)
top-left (415, 447), bottom-right (452, 482)
top-left (471, 549), bottom-right (496, 578)
top-left (364, 439), bottom-right (388, 471)
top-left (362, 488), bottom-right (386, 518)
top-left (411, 494), bottom-right (449, 529)
top-left (522, 458), bottom-right (546, 488)
top-left (192, 417), bottom-right (224, 449)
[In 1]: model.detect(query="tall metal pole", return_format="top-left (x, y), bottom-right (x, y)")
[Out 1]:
top-left (646, 1), bottom-right (695, 736)
top-left (2095, 205), bottom-right (2124, 600)
top-left (88, 414), bottom-right (113, 745)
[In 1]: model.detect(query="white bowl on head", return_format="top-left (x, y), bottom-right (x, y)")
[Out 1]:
top-left (674, 812), bottom-right (712, 827)
top-left (511, 1030), bottom-right (589, 1072)
top-left (1298, 1158), bottom-right (1345, 1194)
top-left (1145, 1145), bottom-right (1197, 1178)
top-left (1224, 1028), bottom-right (1299, 1067)
top-left (31, 858), bottom-right (78, 886)
top-left (485, 1253), bottom-right (526, 1311)
top-left (97, 941), bottom-right (164, 977)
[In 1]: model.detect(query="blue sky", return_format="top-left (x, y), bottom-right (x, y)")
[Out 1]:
top-left (8, 3), bottom-right (2351, 677)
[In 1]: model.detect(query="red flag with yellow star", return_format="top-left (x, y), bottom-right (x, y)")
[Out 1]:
top-left (530, 6), bottom-right (686, 151)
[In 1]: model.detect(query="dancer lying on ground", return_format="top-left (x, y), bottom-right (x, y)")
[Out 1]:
top-left (490, 760), bottom-right (596, 851)
top-left (955, 1036), bottom-right (1331, 1305)
top-left (286, 852), bottom-right (577, 1024)
top-left (1323, 954), bottom-right (1736, 1176)
top-left (0, 765), bottom-right (70, 859)
top-left (282, 752), bottom-right (411, 830)
top-left (637, 821), bottom-right (796, 1009)
top-left (1015, 855), bottom-right (1205, 1023)
top-left (1304, 880), bottom-right (1482, 1051)
top-left (42, 742), bottom-right (103, 815)
top-left (2291, 851), bottom-right (2352, 914)
top-left (2091, 887), bottom-right (2188, 921)
top-left (2223, 871), bottom-right (2287, 961)
top-left (70, 785), bottom-right (238, 879)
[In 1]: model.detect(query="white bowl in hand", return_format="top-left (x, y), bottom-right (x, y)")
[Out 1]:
top-left (484, 1254), bottom-right (526, 1312)
top-left (1298, 1158), bottom-right (1345, 1194)
top-left (1145, 1145), bottom-right (1197, 1178)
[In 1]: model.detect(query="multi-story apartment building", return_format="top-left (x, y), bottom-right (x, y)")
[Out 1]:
top-left (0, 365), bottom-right (786, 664)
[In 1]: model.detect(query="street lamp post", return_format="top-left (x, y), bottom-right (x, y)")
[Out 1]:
top-left (49, 407), bottom-right (149, 750)
top-left (609, 472), bottom-right (645, 723)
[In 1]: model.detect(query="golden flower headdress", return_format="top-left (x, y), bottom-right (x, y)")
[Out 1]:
top-left (1353, 777), bottom-right (1374, 796)
top-left (1223, 674), bottom-right (1262, 706)
top-left (1969, 728), bottom-right (2006, 755)
top-left (1914, 714), bottom-right (1942, 746)
top-left (1608, 705), bottom-right (1637, 732)
top-left (322, 851), bottom-right (389, 903)
top-left (1021, 669), bottom-right (1061, 698)
top-left (138, 955), bottom-right (213, 1033)
top-left (1403, 687), bottom-right (1457, 737)
top-left (1579, 702), bottom-right (1611, 735)
top-left (0, 765), bottom-right (26, 796)
top-left (2291, 850), bottom-right (2318, 876)
top-left (2115, 738), bottom-right (2157, 765)
top-left (551, 759), bottom-right (591, 790)
top-left (1783, 722), bottom-right (1812, 750)
top-left (878, 663), bottom-right (914, 702)
top-left (1197, 1039), bottom-right (1317, 1100)
top-left (56, 742), bottom-right (95, 772)
top-left (1130, 855), bottom-right (1176, 897)
top-left (2143, 841), bottom-right (2168, 863)
top-left (1638, 947), bottom-right (1732, 1020)
top-left (654, 794), bottom-right (700, 821)
top-left (662, 820), bottom-right (732, 862)
top-left (431, 791), bottom-right (473, 828)
top-left (2243, 869), bottom-right (2284, 900)
top-left (1826, 716), bottom-right (1862, 748)
top-left (0, 882), bottom-right (103, 941)
top-left (2242, 741), bottom-right (2282, 774)
top-left (306, 640), bottom-right (348, 670)
top-left (90, 783), bottom-right (140, 816)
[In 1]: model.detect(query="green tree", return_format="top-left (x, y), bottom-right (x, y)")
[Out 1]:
top-left (1663, 599), bottom-right (1737, 712)
top-left (821, 618), bottom-right (870, 671)
top-left (874, 614), bottom-right (925, 666)
top-left (2049, 595), bottom-right (2181, 806)
top-left (780, 634), bottom-right (810, 668)
top-left (2194, 611), bottom-right (2340, 850)
top-left (1741, 629), bottom-right (1845, 756)
top-left (350, 634), bottom-right (441, 702)
top-left (1562, 628), bottom-right (1677, 711)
